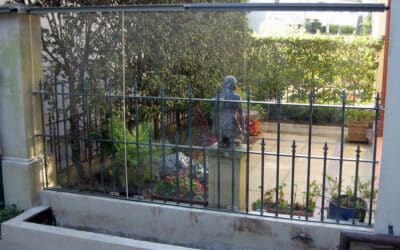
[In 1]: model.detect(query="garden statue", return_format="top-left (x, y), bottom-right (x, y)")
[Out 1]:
top-left (212, 75), bottom-right (245, 148)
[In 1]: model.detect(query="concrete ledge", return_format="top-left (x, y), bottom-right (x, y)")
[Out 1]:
top-left (0, 206), bottom-right (196, 250)
top-left (38, 190), bottom-right (372, 250)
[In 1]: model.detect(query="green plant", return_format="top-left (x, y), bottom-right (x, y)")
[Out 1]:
top-left (250, 104), bottom-right (267, 121)
top-left (264, 183), bottom-right (289, 210)
top-left (264, 181), bottom-right (321, 213)
top-left (106, 116), bottom-right (171, 192)
top-left (345, 109), bottom-right (375, 125)
top-left (155, 165), bottom-right (205, 201)
top-left (0, 204), bottom-right (22, 223)
top-left (326, 175), bottom-right (376, 208)
top-left (302, 180), bottom-right (321, 213)
top-left (252, 198), bottom-right (263, 211)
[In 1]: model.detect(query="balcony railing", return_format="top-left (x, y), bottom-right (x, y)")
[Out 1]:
top-left (34, 82), bottom-right (381, 226)
top-left (32, 2), bottom-right (386, 227)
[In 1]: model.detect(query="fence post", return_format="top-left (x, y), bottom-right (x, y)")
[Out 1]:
top-left (0, 9), bottom-right (43, 210)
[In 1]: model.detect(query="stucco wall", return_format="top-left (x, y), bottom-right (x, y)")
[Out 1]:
top-left (38, 190), bottom-right (371, 250)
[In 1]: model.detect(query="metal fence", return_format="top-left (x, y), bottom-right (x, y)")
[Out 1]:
top-left (30, 2), bottom-right (387, 227)
top-left (34, 81), bottom-right (381, 226)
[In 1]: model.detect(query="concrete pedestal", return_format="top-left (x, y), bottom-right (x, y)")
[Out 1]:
top-left (208, 143), bottom-right (247, 211)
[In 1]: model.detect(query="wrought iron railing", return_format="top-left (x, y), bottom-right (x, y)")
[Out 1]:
top-left (34, 82), bottom-right (381, 226)
top-left (31, 1), bottom-right (387, 227)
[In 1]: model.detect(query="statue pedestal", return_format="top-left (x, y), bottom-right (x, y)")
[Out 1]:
top-left (208, 143), bottom-right (247, 211)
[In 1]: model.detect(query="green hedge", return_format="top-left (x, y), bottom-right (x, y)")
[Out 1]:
top-left (247, 36), bottom-right (384, 104)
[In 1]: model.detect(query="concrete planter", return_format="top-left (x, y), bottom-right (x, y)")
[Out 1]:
top-left (1, 191), bottom-right (374, 250)
top-left (0, 206), bottom-right (194, 250)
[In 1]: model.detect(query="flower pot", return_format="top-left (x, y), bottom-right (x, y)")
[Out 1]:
top-left (346, 123), bottom-right (369, 143)
top-left (327, 195), bottom-right (367, 222)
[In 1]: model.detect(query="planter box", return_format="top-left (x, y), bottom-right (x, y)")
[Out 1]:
top-left (0, 206), bottom-right (193, 250)
top-left (346, 123), bottom-right (369, 143)
top-left (1, 190), bottom-right (373, 250)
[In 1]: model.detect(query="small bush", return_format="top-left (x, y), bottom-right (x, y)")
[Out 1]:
top-left (0, 204), bottom-right (22, 223)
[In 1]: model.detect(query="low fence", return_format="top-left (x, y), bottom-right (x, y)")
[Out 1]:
top-left (33, 82), bottom-right (381, 227)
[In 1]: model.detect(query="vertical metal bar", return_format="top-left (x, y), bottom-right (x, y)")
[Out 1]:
top-left (188, 86), bottom-right (194, 207)
top-left (108, 83), bottom-right (116, 193)
top-left (52, 125), bottom-right (59, 187)
top-left (231, 136), bottom-right (235, 212)
top-left (245, 88), bottom-right (251, 213)
top-left (75, 126), bottom-right (81, 191)
top-left (99, 130), bottom-right (105, 193)
top-left (353, 145), bottom-right (361, 225)
top-left (321, 142), bottom-right (328, 222)
top-left (39, 81), bottom-right (49, 188)
top-left (61, 82), bottom-right (70, 188)
top-left (0, 149), bottom-right (4, 209)
top-left (175, 132), bottom-right (180, 204)
top-left (54, 82), bottom-right (62, 175)
top-left (290, 140), bottom-right (296, 219)
top-left (369, 93), bottom-right (380, 225)
top-left (134, 82), bottom-right (141, 199)
top-left (260, 138), bottom-right (266, 216)
top-left (275, 91), bottom-right (281, 217)
top-left (216, 91), bottom-right (221, 209)
top-left (337, 91), bottom-right (347, 222)
top-left (305, 91), bottom-right (314, 220)
top-left (202, 134), bottom-right (207, 208)
top-left (149, 129), bottom-right (154, 202)
top-left (161, 86), bottom-right (167, 203)
top-left (84, 82), bottom-right (93, 192)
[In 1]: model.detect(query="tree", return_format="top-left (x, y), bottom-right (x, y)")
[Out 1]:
top-left (305, 19), bottom-right (325, 34)
top-left (38, 0), bottom-right (248, 190)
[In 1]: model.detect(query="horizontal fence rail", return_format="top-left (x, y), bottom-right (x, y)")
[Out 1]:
top-left (34, 82), bottom-right (381, 227)
top-left (0, 2), bottom-right (388, 15)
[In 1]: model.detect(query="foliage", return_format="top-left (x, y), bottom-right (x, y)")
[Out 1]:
top-left (263, 182), bottom-right (321, 213)
top-left (344, 109), bottom-right (375, 125)
top-left (302, 180), bottom-right (321, 213)
top-left (0, 204), bottom-right (22, 223)
top-left (155, 164), bottom-right (205, 201)
top-left (105, 116), bottom-right (170, 190)
top-left (266, 105), bottom-right (342, 125)
top-left (326, 175), bottom-right (376, 208)
top-left (252, 198), bottom-right (263, 211)
top-left (305, 19), bottom-right (325, 34)
top-left (247, 36), bottom-right (384, 104)
top-left (328, 25), bottom-right (355, 35)
top-left (359, 13), bottom-right (373, 36)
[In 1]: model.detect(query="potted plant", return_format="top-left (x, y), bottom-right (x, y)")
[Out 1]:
top-left (345, 109), bottom-right (375, 143)
top-left (263, 182), bottom-right (321, 216)
top-left (326, 176), bottom-right (375, 222)
top-left (252, 198), bottom-right (263, 211)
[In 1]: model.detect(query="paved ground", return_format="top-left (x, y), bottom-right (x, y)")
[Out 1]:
top-left (246, 122), bottom-right (380, 218)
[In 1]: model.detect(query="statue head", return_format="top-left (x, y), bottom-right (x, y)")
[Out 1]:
top-left (222, 75), bottom-right (237, 93)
